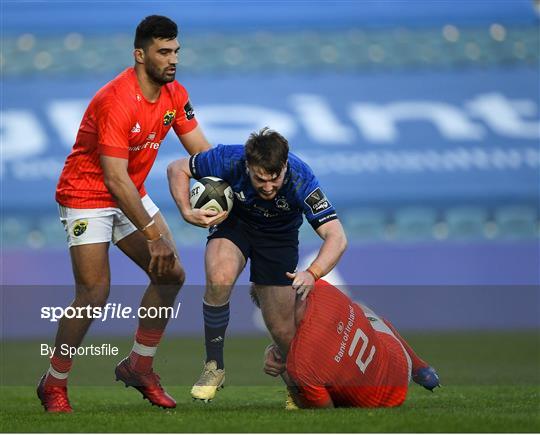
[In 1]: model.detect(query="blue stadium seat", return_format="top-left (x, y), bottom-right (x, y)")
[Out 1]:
top-left (394, 207), bottom-right (437, 241)
top-left (446, 206), bottom-right (487, 240)
top-left (342, 208), bottom-right (386, 241)
top-left (495, 205), bottom-right (538, 239)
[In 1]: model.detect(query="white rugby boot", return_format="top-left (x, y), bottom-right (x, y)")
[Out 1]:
top-left (285, 390), bottom-right (299, 410)
top-left (190, 360), bottom-right (225, 402)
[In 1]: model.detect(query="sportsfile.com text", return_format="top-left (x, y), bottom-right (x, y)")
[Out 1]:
top-left (40, 302), bottom-right (182, 322)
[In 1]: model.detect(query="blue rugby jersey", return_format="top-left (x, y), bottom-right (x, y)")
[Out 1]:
top-left (189, 144), bottom-right (338, 233)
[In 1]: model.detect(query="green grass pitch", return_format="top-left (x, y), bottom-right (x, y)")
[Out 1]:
top-left (1, 331), bottom-right (539, 432)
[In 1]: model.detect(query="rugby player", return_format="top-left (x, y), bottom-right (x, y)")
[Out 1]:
top-left (258, 280), bottom-right (441, 408)
top-left (37, 15), bottom-right (221, 413)
top-left (167, 128), bottom-right (347, 401)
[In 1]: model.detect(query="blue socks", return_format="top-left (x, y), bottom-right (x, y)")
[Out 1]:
top-left (203, 301), bottom-right (230, 369)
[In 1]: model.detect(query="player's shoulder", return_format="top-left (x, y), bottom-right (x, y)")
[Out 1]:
top-left (311, 280), bottom-right (351, 305)
top-left (210, 144), bottom-right (245, 161)
top-left (288, 152), bottom-right (315, 179)
top-left (286, 152), bottom-right (319, 199)
top-left (93, 68), bottom-right (138, 107)
top-left (165, 80), bottom-right (189, 98)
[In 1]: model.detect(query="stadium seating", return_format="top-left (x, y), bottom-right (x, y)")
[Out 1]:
top-left (3, 25), bottom-right (538, 77)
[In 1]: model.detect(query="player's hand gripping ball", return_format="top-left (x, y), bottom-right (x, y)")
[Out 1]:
top-left (190, 177), bottom-right (234, 213)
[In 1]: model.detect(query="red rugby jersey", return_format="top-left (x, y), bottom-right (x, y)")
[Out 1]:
top-left (287, 280), bottom-right (409, 408)
top-left (56, 67), bottom-right (198, 208)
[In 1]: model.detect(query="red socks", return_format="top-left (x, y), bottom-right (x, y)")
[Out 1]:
top-left (44, 354), bottom-right (73, 387)
top-left (128, 327), bottom-right (164, 374)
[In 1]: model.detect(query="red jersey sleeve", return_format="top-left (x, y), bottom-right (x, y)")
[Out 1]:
top-left (95, 93), bottom-right (132, 159)
top-left (172, 83), bottom-right (198, 136)
top-left (288, 346), bottom-right (333, 408)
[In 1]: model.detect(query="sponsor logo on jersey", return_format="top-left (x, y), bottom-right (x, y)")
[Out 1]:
top-left (334, 305), bottom-right (355, 363)
top-left (184, 100), bottom-right (195, 120)
top-left (337, 321), bottom-right (344, 334)
top-left (72, 219), bottom-right (88, 237)
top-left (146, 132), bottom-right (156, 140)
top-left (128, 140), bottom-right (162, 152)
top-left (275, 196), bottom-right (290, 211)
top-left (131, 122), bottom-right (141, 133)
top-left (367, 316), bottom-right (377, 322)
top-left (253, 203), bottom-right (278, 218)
top-left (163, 109), bottom-right (176, 126)
top-left (304, 187), bottom-right (332, 215)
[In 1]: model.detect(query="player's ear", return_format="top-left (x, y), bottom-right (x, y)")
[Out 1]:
top-left (134, 48), bottom-right (144, 64)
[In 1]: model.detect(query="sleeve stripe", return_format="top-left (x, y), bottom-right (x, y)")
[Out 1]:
top-left (309, 213), bottom-right (338, 230)
top-left (189, 153), bottom-right (199, 178)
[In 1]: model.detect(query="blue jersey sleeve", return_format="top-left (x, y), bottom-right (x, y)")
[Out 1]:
top-left (188, 144), bottom-right (230, 180)
top-left (295, 163), bottom-right (338, 230)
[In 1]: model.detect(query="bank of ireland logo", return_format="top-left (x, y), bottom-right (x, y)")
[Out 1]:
top-left (337, 321), bottom-right (344, 334)
top-left (72, 219), bottom-right (88, 237)
top-left (163, 109), bottom-right (176, 126)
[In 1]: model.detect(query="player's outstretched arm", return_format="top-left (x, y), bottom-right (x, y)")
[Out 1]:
top-left (287, 219), bottom-right (347, 300)
top-left (167, 158), bottom-right (227, 228)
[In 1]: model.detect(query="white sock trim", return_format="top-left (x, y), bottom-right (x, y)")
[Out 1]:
top-left (132, 341), bottom-right (157, 357)
top-left (203, 298), bottom-right (230, 307)
top-left (48, 365), bottom-right (69, 380)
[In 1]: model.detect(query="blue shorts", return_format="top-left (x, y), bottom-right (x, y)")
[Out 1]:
top-left (207, 214), bottom-right (299, 286)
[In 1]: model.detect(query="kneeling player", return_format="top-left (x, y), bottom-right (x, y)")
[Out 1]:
top-left (256, 280), bottom-right (440, 408)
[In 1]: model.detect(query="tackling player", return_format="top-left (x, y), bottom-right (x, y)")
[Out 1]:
top-left (37, 16), bottom-right (221, 413)
top-left (167, 128), bottom-right (347, 401)
top-left (258, 280), bottom-right (441, 408)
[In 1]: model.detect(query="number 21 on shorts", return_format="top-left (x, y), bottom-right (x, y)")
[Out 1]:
top-left (348, 328), bottom-right (376, 373)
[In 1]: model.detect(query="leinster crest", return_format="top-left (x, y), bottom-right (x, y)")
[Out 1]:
top-left (163, 109), bottom-right (177, 126)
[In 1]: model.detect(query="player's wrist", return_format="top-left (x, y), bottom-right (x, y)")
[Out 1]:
top-left (146, 234), bottom-right (164, 243)
top-left (306, 263), bottom-right (324, 281)
top-left (140, 219), bottom-right (161, 241)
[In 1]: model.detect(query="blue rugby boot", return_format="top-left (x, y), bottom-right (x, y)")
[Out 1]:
top-left (412, 366), bottom-right (441, 391)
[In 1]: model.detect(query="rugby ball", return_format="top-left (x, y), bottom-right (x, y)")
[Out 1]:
top-left (190, 177), bottom-right (234, 213)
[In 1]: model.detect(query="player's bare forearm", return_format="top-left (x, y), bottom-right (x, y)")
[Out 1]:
top-left (100, 155), bottom-right (157, 237)
top-left (178, 126), bottom-right (212, 155)
top-left (167, 158), bottom-right (192, 218)
top-left (312, 219), bottom-right (348, 276)
top-left (167, 158), bottom-right (224, 228)
top-left (287, 220), bottom-right (346, 298)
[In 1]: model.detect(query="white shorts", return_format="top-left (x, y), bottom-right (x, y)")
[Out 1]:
top-left (58, 195), bottom-right (159, 248)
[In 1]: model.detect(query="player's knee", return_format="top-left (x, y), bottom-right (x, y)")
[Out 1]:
top-left (75, 285), bottom-right (110, 308)
top-left (267, 323), bottom-right (295, 345)
top-left (206, 273), bottom-right (234, 299)
top-left (150, 264), bottom-right (185, 288)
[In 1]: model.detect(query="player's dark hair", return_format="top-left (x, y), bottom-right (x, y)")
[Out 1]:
top-left (134, 15), bottom-right (178, 50)
top-left (245, 127), bottom-right (289, 175)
